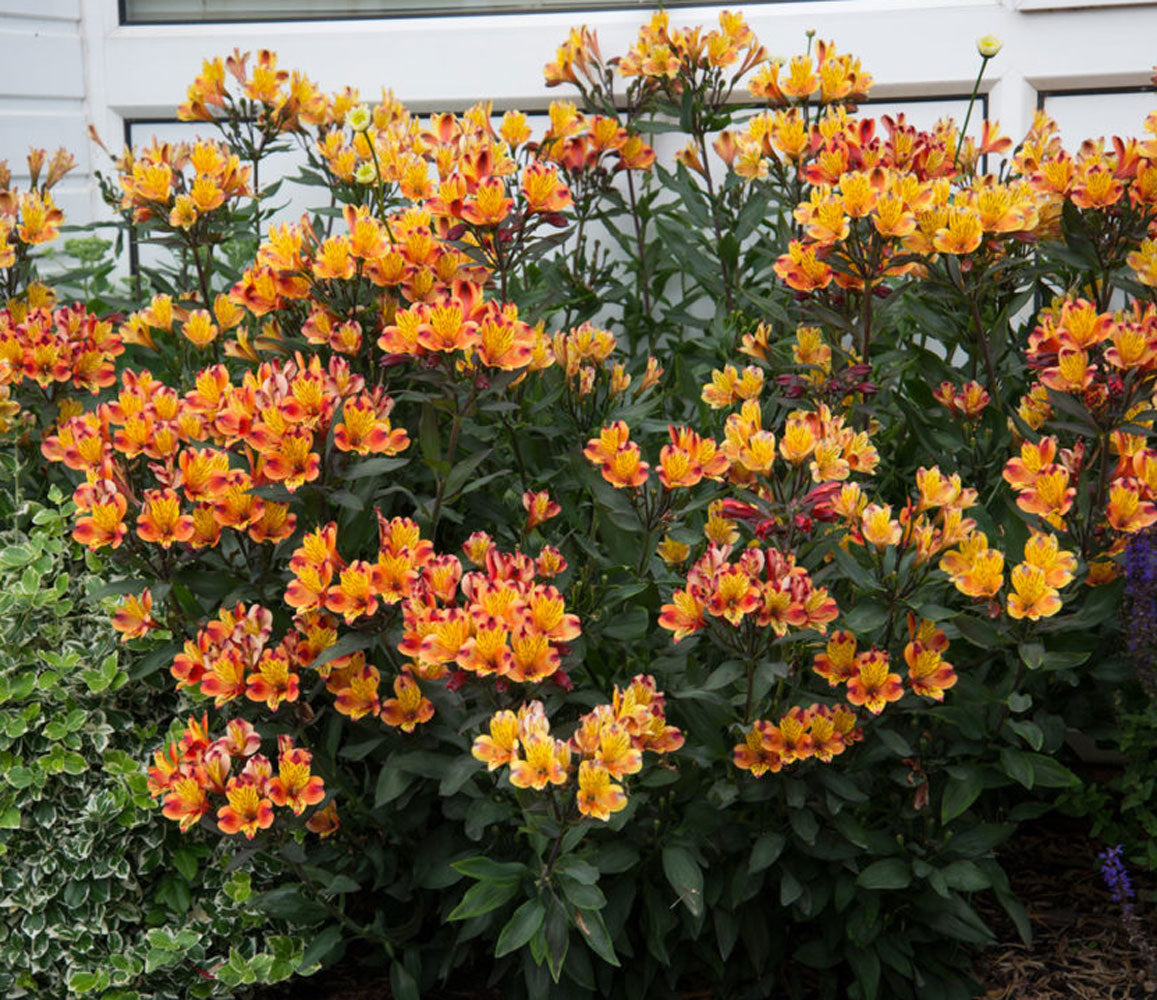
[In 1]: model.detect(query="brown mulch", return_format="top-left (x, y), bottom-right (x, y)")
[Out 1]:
top-left (975, 819), bottom-right (1157, 999)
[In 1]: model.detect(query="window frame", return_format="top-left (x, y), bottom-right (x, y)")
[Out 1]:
top-left (118, 0), bottom-right (758, 27)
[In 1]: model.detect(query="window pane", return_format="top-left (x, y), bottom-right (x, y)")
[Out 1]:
top-left (1041, 89), bottom-right (1155, 146)
top-left (123, 0), bottom-right (774, 23)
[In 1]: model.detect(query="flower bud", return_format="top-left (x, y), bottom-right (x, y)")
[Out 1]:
top-left (346, 104), bottom-right (372, 132)
top-left (977, 34), bottom-right (1003, 58)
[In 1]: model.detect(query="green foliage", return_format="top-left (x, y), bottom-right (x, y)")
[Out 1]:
top-left (1, 16), bottom-right (1153, 1000)
top-left (0, 495), bottom-right (307, 998)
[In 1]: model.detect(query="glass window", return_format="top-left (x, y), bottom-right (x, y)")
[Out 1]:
top-left (121, 0), bottom-right (762, 24)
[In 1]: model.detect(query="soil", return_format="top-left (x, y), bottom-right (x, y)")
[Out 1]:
top-left (256, 819), bottom-right (1157, 1000)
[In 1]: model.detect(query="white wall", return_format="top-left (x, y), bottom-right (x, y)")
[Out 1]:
top-left (0, 0), bottom-right (93, 231)
top-left (0, 0), bottom-right (1155, 228)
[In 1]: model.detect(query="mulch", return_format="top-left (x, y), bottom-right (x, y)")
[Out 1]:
top-left (975, 818), bottom-right (1157, 999)
top-left (258, 819), bottom-right (1157, 1000)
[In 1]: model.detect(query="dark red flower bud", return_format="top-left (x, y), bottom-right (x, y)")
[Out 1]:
top-left (719, 499), bottom-right (761, 521)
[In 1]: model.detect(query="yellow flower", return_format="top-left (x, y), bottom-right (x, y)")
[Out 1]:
top-left (657, 535), bottom-right (690, 566)
top-left (575, 761), bottom-right (627, 822)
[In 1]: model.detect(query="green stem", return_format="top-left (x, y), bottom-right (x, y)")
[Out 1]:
top-left (954, 56), bottom-right (991, 170)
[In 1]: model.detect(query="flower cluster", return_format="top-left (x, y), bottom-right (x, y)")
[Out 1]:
top-left (237, 206), bottom-right (477, 320)
top-left (659, 542), bottom-right (838, 641)
top-left (0, 295), bottom-right (122, 396)
top-left (472, 675), bottom-right (682, 821)
top-left (1014, 110), bottom-right (1157, 224)
top-left (403, 539), bottom-right (581, 687)
top-left (150, 718), bottom-right (327, 839)
top-left (114, 137), bottom-right (252, 228)
top-left (616, 10), bottom-right (766, 92)
top-left (1005, 531), bottom-right (1077, 620)
top-left (167, 602), bottom-right (297, 709)
top-left (378, 279), bottom-right (550, 373)
top-left (43, 354), bottom-right (405, 556)
top-left (933, 379), bottom-right (991, 420)
top-left (533, 101), bottom-right (656, 178)
top-left (553, 323), bottom-right (661, 429)
top-left (766, 119), bottom-right (1028, 292)
top-left (748, 40), bottom-right (872, 108)
top-left (722, 400), bottom-right (879, 487)
top-left (733, 702), bottom-right (862, 777)
top-left (178, 48), bottom-right (327, 132)
top-left (0, 148), bottom-right (74, 271)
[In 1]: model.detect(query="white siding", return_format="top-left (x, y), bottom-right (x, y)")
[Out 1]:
top-left (0, 0), bottom-right (93, 232)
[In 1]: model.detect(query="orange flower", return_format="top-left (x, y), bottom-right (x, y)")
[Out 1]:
top-left (657, 536), bottom-right (690, 566)
top-left (268, 742), bottom-right (325, 815)
top-left (111, 589), bottom-right (159, 641)
top-left (162, 775), bottom-right (209, 832)
top-left (1015, 465), bottom-right (1075, 526)
top-left (462, 531), bottom-right (494, 565)
top-left (536, 545), bottom-right (567, 577)
top-left (860, 503), bottom-right (902, 548)
top-left (508, 626), bottom-right (560, 683)
top-left (334, 663), bottom-right (381, 720)
top-left (472, 710), bottom-right (521, 770)
top-left (1021, 531), bottom-right (1077, 588)
top-left (846, 650), bottom-right (904, 715)
top-left (932, 207), bottom-right (983, 255)
top-left (305, 801), bottom-right (340, 837)
top-left (1006, 563), bottom-right (1062, 620)
top-left (136, 488), bottom-right (195, 548)
top-left (312, 235), bottom-right (355, 280)
top-left (575, 761), bottom-right (627, 821)
top-left (774, 240), bottom-right (833, 291)
top-left (582, 421), bottom-right (631, 465)
top-left (325, 560), bottom-right (385, 624)
top-left (761, 711), bottom-right (814, 765)
top-left (1004, 437), bottom-right (1058, 491)
top-left (523, 489), bottom-right (561, 531)
top-left (659, 588), bottom-right (706, 641)
top-left (73, 492), bottom-right (128, 550)
top-left (707, 566), bottom-right (760, 625)
top-left (509, 734), bottom-right (570, 790)
top-left (182, 309), bottom-right (219, 349)
top-left (200, 648), bottom-right (248, 706)
top-left (380, 673), bottom-right (435, 732)
top-left (1107, 479), bottom-right (1157, 532)
top-left (733, 725), bottom-right (782, 777)
top-left (779, 416), bottom-right (817, 465)
top-left (333, 396), bottom-right (409, 455)
top-left (593, 723), bottom-right (643, 780)
top-left (262, 429), bottom-right (321, 492)
top-left (521, 161), bottom-right (572, 213)
top-left (904, 640), bottom-right (957, 701)
top-left (813, 630), bottom-right (857, 686)
top-left (599, 441), bottom-right (650, 489)
top-left (216, 778), bottom-right (275, 839)
top-left (245, 648), bottom-right (300, 711)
